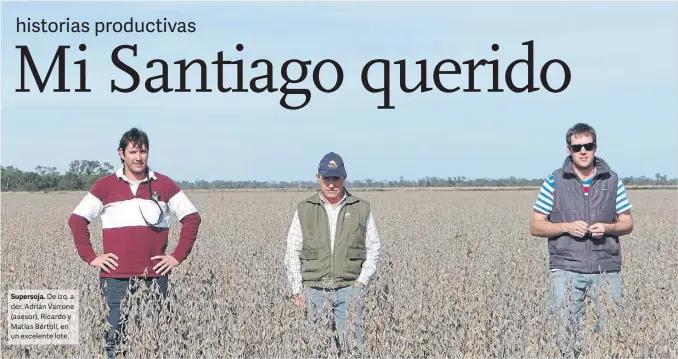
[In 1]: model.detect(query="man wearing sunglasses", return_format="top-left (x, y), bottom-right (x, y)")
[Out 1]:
top-left (284, 152), bottom-right (381, 357)
top-left (68, 128), bottom-right (202, 359)
top-left (529, 123), bottom-right (633, 338)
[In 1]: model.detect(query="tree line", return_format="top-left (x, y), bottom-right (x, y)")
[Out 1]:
top-left (2, 160), bottom-right (676, 192)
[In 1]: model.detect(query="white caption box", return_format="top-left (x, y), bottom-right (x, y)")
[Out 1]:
top-left (7, 290), bottom-right (79, 345)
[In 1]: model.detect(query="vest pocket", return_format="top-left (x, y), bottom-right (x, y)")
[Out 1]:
top-left (547, 238), bottom-right (559, 254)
top-left (599, 237), bottom-right (620, 255)
top-left (344, 248), bottom-right (366, 279)
top-left (300, 249), bottom-right (325, 281)
top-left (300, 249), bottom-right (318, 260)
top-left (590, 237), bottom-right (622, 271)
top-left (548, 237), bottom-right (569, 254)
top-left (347, 248), bottom-right (366, 259)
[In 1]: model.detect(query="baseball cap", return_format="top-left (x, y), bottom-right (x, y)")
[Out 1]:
top-left (318, 152), bottom-right (347, 178)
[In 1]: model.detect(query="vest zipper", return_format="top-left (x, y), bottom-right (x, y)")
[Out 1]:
top-left (322, 198), bottom-right (348, 288)
top-left (584, 179), bottom-right (591, 273)
top-left (322, 204), bottom-right (334, 287)
top-left (324, 203), bottom-right (344, 288)
top-left (574, 174), bottom-right (592, 272)
top-left (588, 173), bottom-right (602, 273)
top-left (333, 205), bottom-right (348, 286)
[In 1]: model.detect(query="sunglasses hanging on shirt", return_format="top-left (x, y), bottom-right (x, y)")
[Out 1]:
top-left (138, 168), bottom-right (165, 227)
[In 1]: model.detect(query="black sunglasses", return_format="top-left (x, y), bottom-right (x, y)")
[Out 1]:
top-left (569, 142), bottom-right (596, 152)
top-left (138, 178), bottom-right (165, 227)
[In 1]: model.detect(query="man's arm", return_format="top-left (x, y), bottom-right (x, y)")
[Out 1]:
top-left (528, 175), bottom-right (588, 238)
top-left (530, 210), bottom-right (591, 239)
top-left (283, 210), bottom-right (304, 296)
top-left (530, 210), bottom-right (567, 238)
top-left (357, 211), bottom-right (381, 287)
top-left (604, 180), bottom-right (633, 236)
top-left (529, 175), bottom-right (563, 238)
top-left (604, 210), bottom-right (633, 236)
top-left (68, 185), bottom-right (105, 264)
top-left (167, 188), bottom-right (202, 263)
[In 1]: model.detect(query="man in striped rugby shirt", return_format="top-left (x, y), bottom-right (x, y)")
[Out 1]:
top-left (529, 123), bottom-right (633, 335)
top-left (68, 128), bottom-right (201, 358)
top-left (284, 152), bottom-right (381, 356)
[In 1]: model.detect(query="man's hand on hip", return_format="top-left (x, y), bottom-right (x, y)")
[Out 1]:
top-left (151, 254), bottom-right (179, 275)
top-left (292, 293), bottom-right (306, 309)
top-left (90, 253), bottom-right (118, 273)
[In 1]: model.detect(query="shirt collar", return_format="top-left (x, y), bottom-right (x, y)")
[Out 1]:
top-left (319, 189), bottom-right (347, 206)
top-left (115, 166), bottom-right (157, 183)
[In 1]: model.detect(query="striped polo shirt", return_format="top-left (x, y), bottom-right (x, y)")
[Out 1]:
top-left (68, 167), bottom-right (201, 278)
top-left (533, 174), bottom-right (632, 216)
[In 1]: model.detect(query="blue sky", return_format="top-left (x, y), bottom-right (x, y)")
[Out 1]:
top-left (2, 1), bottom-right (677, 182)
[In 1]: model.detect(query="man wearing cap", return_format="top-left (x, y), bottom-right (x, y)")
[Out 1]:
top-left (284, 152), bottom-right (381, 356)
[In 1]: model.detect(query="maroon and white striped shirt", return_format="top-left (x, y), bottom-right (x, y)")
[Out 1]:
top-left (68, 167), bottom-right (201, 278)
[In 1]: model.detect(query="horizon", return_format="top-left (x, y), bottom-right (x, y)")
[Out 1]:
top-left (2, 1), bottom-right (677, 183)
top-left (2, 158), bottom-right (676, 184)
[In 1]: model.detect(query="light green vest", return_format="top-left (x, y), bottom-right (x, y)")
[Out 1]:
top-left (297, 189), bottom-right (370, 289)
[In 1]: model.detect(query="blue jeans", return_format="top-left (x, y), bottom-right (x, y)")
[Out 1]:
top-left (548, 269), bottom-right (623, 333)
top-left (306, 285), bottom-right (365, 356)
top-left (99, 276), bottom-right (169, 359)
